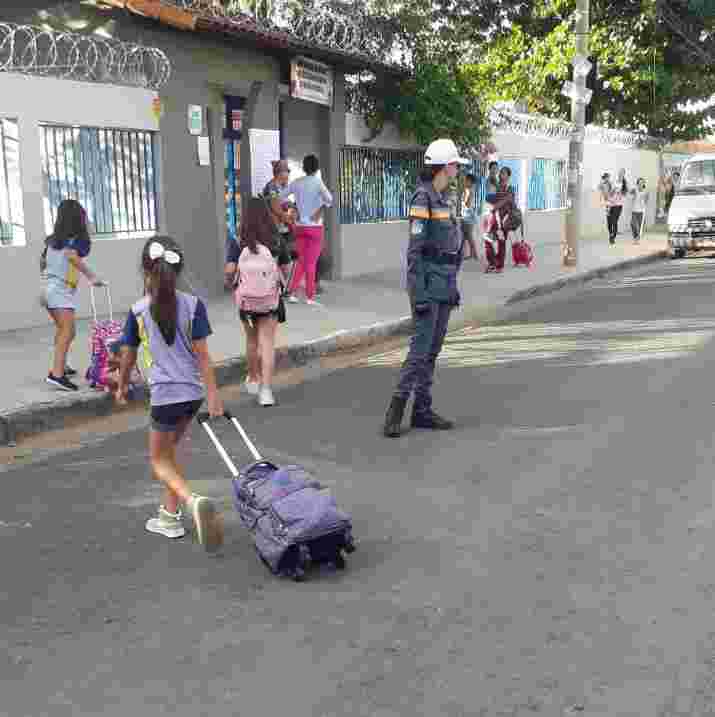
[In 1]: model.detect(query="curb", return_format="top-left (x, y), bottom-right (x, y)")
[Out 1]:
top-left (506, 249), bottom-right (669, 305)
top-left (0, 249), bottom-right (667, 446)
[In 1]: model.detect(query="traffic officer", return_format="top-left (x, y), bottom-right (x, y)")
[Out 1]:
top-left (383, 138), bottom-right (469, 438)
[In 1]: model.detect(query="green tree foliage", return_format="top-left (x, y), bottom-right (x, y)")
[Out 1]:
top-left (348, 0), bottom-right (528, 152)
top-left (468, 0), bottom-right (715, 140)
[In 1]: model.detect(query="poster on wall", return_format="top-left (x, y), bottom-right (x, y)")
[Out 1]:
top-left (290, 56), bottom-right (334, 107)
top-left (188, 104), bottom-right (203, 135)
top-left (249, 128), bottom-right (281, 196)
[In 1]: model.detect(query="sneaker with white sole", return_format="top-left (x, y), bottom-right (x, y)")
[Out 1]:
top-left (190, 494), bottom-right (223, 553)
top-left (258, 385), bottom-right (275, 406)
top-left (146, 506), bottom-right (186, 539)
top-left (46, 373), bottom-right (78, 391)
top-left (286, 295), bottom-right (300, 304)
top-left (306, 299), bottom-right (323, 307)
top-left (244, 379), bottom-right (260, 395)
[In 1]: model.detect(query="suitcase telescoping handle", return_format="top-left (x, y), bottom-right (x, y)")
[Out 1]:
top-left (89, 283), bottom-right (113, 323)
top-left (197, 411), bottom-right (262, 478)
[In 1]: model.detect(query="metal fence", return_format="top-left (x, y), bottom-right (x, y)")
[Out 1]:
top-left (0, 118), bottom-right (25, 246)
top-left (40, 123), bottom-right (159, 237)
top-left (338, 147), bottom-right (568, 224)
top-left (528, 158), bottom-right (568, 210)
top-left (338, 146), bottom-right (423, 224)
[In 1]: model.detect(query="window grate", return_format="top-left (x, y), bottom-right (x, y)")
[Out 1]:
top-left (528, 158), bottom-right (568, 211)
top-left (40, 124), bottom-right (159, 237)
top-left (338, 146), bottom-right (423, 224)
top-left (0, 119), bottom-right (25, 247)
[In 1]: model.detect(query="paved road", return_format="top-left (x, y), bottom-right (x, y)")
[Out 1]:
top-left (4, 256), bottom-right (715, 716)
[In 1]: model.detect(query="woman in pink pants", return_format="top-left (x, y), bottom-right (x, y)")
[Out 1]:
top-left (284, 154), bottom-right (333, 306)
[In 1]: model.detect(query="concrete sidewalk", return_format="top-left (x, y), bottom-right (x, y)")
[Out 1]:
top-left (0, 234), bottom-right (668, 444)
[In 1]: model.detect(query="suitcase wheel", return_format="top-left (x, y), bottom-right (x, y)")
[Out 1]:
top-left (334, 553), bottom-right (346, 570)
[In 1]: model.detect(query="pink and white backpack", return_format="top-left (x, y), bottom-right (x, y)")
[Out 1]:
top-left (234, 244), bottom-right (281, 314)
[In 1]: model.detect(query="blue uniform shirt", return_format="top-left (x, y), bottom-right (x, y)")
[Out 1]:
top-left (406, 180), bottom-right (461, 307)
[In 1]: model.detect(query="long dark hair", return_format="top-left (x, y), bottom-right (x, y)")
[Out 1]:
top-left (240, 197), bottom-right (276, 255)
top-left (141, 236), bottom-right (184, 346)
top-left (48, 199), bottom-right (90, 250)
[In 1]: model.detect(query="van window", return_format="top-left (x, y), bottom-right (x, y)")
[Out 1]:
top-left (678, 160), bottom-right (715, 191)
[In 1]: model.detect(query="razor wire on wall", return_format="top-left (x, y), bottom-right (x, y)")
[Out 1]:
top-left (166, 0), bottom-right (368, 55)
top-left (0, 22), bottom-right (171, 89)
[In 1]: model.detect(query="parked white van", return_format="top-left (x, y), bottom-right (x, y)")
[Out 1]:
top-left (668, 153), bottom-right (715, 258)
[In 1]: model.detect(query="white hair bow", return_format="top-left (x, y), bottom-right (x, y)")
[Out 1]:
top-left (149, 241), bottom-right (181, 265)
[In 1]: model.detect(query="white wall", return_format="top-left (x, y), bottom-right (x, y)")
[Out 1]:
top-left (345, 113), bottom-right (423, 151)
top-left (338, 118), bottom-right (662, 278)
top-left (0, 72), bottom-right (159, 330)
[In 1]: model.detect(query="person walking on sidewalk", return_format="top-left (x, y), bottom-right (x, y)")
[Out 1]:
top-left (284, 154), bottom-right (333, 306)
top-left (40, 198), bottom-right (105, 392)
top-left (630, 178), bottom-right (649, 243)
top-left (225, 198), bottom-right (291, 407)
top-left (383, 138), bottom-right (469, 438)
top-left (607, 169), bottom-right (628, 244)
top-left (115, 236), bottom-right (224, 552)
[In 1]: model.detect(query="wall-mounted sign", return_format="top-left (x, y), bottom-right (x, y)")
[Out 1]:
top-left (231, 109), bottom-right (242, 133)
top-left (224, 95), bottom-right (245, 140)
top-left (197, 136), bottom-right (211, 166)
top-left (290, 56), bottom-right (334, 107)
top-left (188, 104), bottom-right (203, 135)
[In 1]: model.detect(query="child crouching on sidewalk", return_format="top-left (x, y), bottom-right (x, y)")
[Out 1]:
top-left (115, 236), bottom-right (224, 552)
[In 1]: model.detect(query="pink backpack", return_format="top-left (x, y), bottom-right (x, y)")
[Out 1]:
top-left (235, 244), bottom-right (281, 313)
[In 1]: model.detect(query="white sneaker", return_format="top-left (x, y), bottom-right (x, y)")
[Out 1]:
top-left (306, 299), bottom-right (323, 307)
top-left (244, 379), bottom-right (259, 395)
top-left (190, 494), bottom-right (223, 553)
top-left (258, 385), bottom-right (275, 406)
top-left (146, 506), bottom-right (186, 539)
top-left (286, 295), bottom-right (300, 304)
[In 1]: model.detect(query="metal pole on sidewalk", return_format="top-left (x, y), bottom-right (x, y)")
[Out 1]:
top-left (563, 0), bottom-right (591, 267)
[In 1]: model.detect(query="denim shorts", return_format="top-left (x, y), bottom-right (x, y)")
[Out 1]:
top-left (150, 399), bottom-right (204, 433)
top-left (45, 278), bottom-right (78, 311)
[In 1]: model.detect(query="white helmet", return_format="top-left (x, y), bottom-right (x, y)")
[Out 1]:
top-left (424, 138), bottom-right (470, 166)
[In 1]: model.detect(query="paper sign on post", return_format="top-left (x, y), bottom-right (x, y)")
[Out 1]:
top-left (197, 136), bottom-right (211, 166)
top-left (249, 128), bottom-right (281, 196)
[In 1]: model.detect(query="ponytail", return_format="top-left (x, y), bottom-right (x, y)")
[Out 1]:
top-left (141, 236), bottom-right (184, 346)
top-left (150, 262), bottom-right (178, 345)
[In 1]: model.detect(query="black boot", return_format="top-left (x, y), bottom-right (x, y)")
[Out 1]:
top-left (411, 409), bottom-right (454, 430)
top-left (383, 397), bottom-right (407, 438)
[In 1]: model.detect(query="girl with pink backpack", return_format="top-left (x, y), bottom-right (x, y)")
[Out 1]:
top-left (225, 197), bottom-right (292, 407)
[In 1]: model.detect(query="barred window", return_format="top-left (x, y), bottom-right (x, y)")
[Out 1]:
top-left (528, 158), bottom-right (568, 211)
top-left (0, 119), bottom-right (25, 247)
top-left (338, 146), bottom-right (423, 224)
top-left (40, 123), bottom-right (159, 237)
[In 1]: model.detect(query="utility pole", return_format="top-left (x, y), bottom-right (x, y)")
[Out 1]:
top-left (563, 0), bottom-right (592, 267)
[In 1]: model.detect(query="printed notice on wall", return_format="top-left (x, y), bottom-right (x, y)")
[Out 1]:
top-left (290, 56), bottom-right (334, 107)
top-left (249, 128), bottom-right (280, 196)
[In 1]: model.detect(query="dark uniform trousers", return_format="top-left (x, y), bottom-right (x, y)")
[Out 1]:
top-left (394, 302), bottom-right (452, 415)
